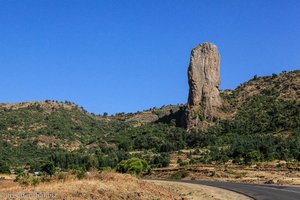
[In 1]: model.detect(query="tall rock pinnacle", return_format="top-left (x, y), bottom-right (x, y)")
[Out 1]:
top-left (186, 42), bottom-right (222, 130)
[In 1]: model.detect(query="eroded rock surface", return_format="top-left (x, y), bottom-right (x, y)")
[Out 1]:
top-left (186, 42), bottom-right (221, 130)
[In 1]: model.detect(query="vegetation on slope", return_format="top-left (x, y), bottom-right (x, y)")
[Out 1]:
top-left (0, 70), bottom-right (299, 172)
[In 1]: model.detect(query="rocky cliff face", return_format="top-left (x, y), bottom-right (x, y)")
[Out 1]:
top-left (186, 42), bottom-right (222, 130)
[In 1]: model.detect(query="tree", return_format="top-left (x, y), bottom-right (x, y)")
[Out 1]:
top-left (0, 161), bottom-right (10, 174)
top-left (40, 161), bottom-right (56, 177)
top-left (159, 142), bottom-right (175, 152)
top-left (151, 153), bottom-right (170, 168)
top-left (244, 150), bottom-right (263, 164)
top-left (116, 157), bottom-right (149, 175)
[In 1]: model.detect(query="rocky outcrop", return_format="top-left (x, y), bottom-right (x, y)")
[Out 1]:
top-left (186, 42), bottom-right (222, 130)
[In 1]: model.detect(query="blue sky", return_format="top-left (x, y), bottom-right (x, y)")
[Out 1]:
top-left (0, 0), bottom-right (299, 114)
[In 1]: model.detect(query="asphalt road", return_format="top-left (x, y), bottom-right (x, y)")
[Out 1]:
top-left (160, 179), bottom-right (300, 200)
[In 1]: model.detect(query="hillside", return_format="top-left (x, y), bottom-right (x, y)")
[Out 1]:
top-left (221, 70), bottom-right (300, 113)
top-left (0, 70), bottom-right (299, 172)
top-left (221, 71), bottom-right (299, 136)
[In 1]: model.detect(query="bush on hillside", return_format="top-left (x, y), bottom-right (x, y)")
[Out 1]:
top-left (40, 161), bottom-right (56, 177)
top-left (0, 161), bottom-right (10, 174)
top-left (116, 157), bottom-right (149, 175)
top-left (170, 170), bottom-right (189, 179)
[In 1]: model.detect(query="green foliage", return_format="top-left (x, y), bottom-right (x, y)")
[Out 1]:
top-left (17, 175), bottom-right (31, 186)
top-left (0, 160), bottom-right (10, 174)
top-left (14, 167), bottom-right (41, 187)
top-left (71, 168), bottom-right (86, 179)
top-left (14, 168), bottom-right (41, 187)
top-left (40, 161), bottom-right (56, 177)
top-left (177, 158), bottom-right (184, 165)
top-left (170, 170), bottom-right (189, 179)
top-left (151, 153), bottom-right (170, 168)
top-left (0, 71), bottom-right (299, 169)
top-left (31, 177), bottom-right (40, 187)
top-left (244, 150), bottom-right (263, 164)
top-left (210, 146), bottom-right (229, 164)
top-left (14, 167), bottom-right (26, 182)
top-left (232, 96), bottom-right (300, 134)
top-left (117, 123), bottom-right (187, 152)
top-left (116, 157), bottom-right (149, 175)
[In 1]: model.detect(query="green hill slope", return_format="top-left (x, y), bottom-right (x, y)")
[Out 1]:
top-left (0, 70), bottom-right (299, 171)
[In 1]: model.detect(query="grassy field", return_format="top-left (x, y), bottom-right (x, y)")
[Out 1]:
top-left (0, 171), bottom-right (253, 200)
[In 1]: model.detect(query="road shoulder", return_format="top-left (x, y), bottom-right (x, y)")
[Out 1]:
top-left (146, 180), bottom-right (253, 200)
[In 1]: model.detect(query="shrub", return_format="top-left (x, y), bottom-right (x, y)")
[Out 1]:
top-left (31, 177), bottom-right (40, 187)
top-left (71, 168), bottom-right (87, 179)
top-left (244, 150), bottom-right (263, 164)
top-left (0, 161), bottom-right (10, 174)
top-left (151, 153), bottom-right (170, 168)
top-left (170, 170), bottom-right (189, 179)
top-left (232, 157), bottom-right (244, 165)
top-left (177, 158), bottom-right (189, 166)
top-left (116, 157), bottom-right (149, 175)
top-left (14, 167), bottom-right (26, 182)
top-left (179, 161), bottom-right (189, 166)
top-left (18, 175), bottom-right (31, 186)
top-left (40, 161), bottom-right (56, 177)
top-left (14, 168), bottom-right (35, 186)
top-left (189, 158), bottom-right (198, 165)
top-left (177, 158), bottom-right (183, 164)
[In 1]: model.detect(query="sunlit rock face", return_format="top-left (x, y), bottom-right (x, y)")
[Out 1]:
top-left (186, 42), bottom-right (221, 130)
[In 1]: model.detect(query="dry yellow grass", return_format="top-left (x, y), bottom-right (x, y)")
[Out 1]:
top-left (0, 171), bottom-right (253, 200)
top-left (0, 171), bottom-right (182, 200)
top-left (149, 161), bottom-right (300, 185)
